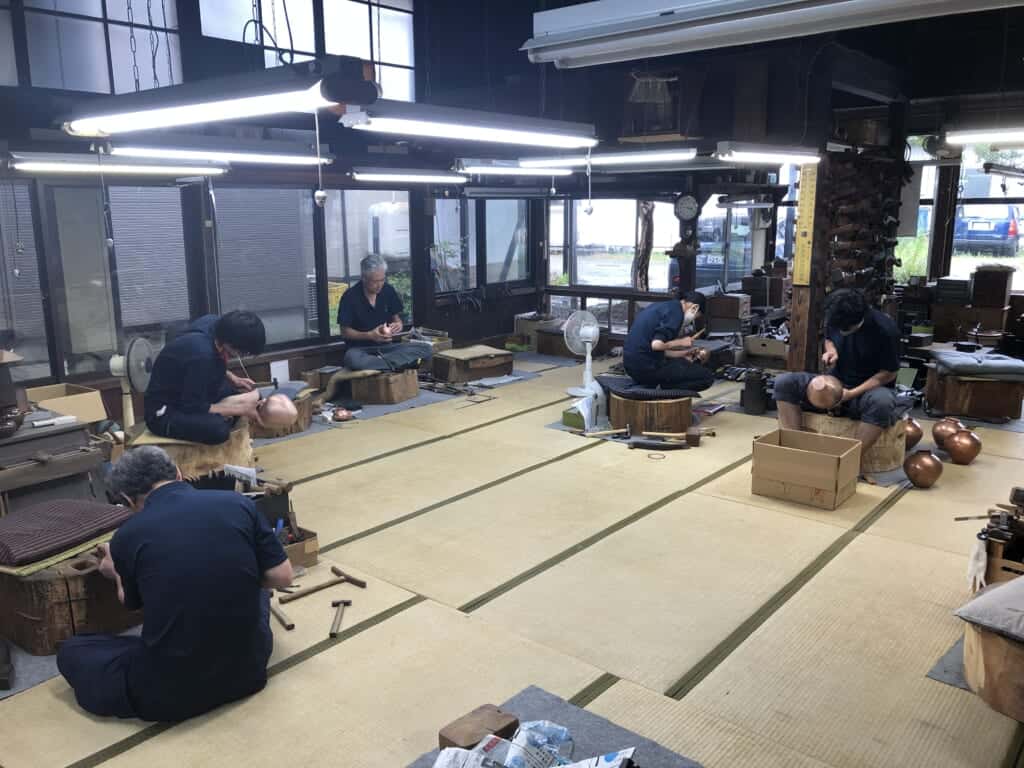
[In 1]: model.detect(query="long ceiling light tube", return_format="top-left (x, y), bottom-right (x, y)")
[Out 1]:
top-left (715, 142), bottom-right (820, 166)
top-left (110, 136), bottom-right (333, 166)
top-left (456, 160), bottom-right (573, 177)
top-left (9, 152), bottom-right (226, 176)
top-left (947, 128), bottom-right (1024, 146)
top-left (519, 148), bottom-right (697, 168)
top-left (341, 101), bottom-right (597, 149)
top-left (352, 168), bottom-right (467, 184)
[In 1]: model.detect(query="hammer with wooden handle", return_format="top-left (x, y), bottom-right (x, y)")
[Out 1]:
top-left (278, 566), bottom-right (366, 604)
top-left (329, 599), bottom-right (352, 638)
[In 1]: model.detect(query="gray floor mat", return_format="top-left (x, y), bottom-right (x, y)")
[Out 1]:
top-left (927, 635), bottom-right (970, 691)
top-left (514, 352), bottom-right (581, 369)
top-left (407, 686), bottom-right (701, 768)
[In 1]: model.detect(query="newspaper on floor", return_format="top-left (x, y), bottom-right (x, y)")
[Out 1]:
top-left (431, 737), bottom-right (634, 768)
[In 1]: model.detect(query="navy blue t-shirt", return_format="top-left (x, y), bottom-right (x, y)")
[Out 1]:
top-left (624, 300), bottom-right (686, 373)
top-left (827, 308), bottom-right (900, 389)
top-left (110, 482), bottom-right (286, 719)
top-left (144, 315), bottom-right (233, 419)
top-left (337, 282), bottom-right (403, 347)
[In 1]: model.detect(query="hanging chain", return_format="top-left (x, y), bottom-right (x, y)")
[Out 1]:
top-left (146, 0), bottom-right (160, 89)
top-left (126, 0), bottom-right (141, 92)
top-left (160, 0), bottom-right (173, 85)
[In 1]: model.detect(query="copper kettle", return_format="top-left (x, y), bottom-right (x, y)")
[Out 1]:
top-left (946, 428), bottom-right (982, 465)
top-left (904, 450), bottom-right (943, 488)
top-left (903, 416), bottom-right (923, 451)
top-left (932, 417), bottom-right (966, 449)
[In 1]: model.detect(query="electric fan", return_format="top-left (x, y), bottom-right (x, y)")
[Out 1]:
top-left (109, 337), bottom-right (155, 428)
top-left (563, 310), bottom-right (601, 397)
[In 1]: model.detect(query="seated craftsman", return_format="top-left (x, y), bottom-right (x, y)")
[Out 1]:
top-left (57, 446), bottom-right (293, 722)
top-left (774, 288), bottom-right (900, 460)
top-left (623, 291), bottom-right (715, 391)
top-left (144, 311), bottom-right (265, 445)
top-left (338, 254), bottom-right (430, 372)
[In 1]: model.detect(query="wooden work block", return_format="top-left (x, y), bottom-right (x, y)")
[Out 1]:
top-left (433, 345), bottom-right (514, 383)
top-left (439, 704), bottom-right (519, 750)
top-left (609, 394), bottom-right (692, 434)
top-left (0, 558), bottom-right (141, 655)
top-left (801, 412), bottom-right (906, 473)
top-left (350, 369), bottom-right (419, 405)
top-left (964, 623), bottom-right (1024, 722)
top-left (138, 420), bottom-right (254, 477)
top-left (250, 391), bottom-right (315, 439)
top-left (926, 369), bottom-right (1024, 420)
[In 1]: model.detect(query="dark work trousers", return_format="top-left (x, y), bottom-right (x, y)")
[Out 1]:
top-left (342, 342), bottom-right (432, 372)
top-left (146, 409), bottom-right (234, 445)
top-left (57, 591), bottom-right (273, 722)
top-left (625, 359), bottom-right (716, 391)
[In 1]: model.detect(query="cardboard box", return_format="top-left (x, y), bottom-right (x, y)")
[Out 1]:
top-left (752, 429), bottom-right (861, 510)
top-left (744, 336), bottom-right (789, 360)
top-left (283, 527), bottom-right (319, 569)
top-left (438, 704), bottom-right (519, 750)
top-left (708, 292), bottom-right (751, 318)
top-left (26, 383), bottom-right (107, 424)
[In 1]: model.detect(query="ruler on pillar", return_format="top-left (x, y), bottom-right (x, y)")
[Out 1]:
top-left (792, 164), bottom-right (818, 286)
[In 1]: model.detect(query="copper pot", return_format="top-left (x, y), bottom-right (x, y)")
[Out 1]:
top-left (946, 428), bottom-right (983, 465)
top-left (904, 450), bottom-right (944, 488)
top-left (932, 417), bottom-right (966, 449)
top-left (903, 416), bottom-right (923, 451)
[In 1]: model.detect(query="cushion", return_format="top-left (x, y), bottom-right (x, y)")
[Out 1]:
top-left (597, 374), bottom-right (700, 401)
top-left (0, 500), bottom-right (132, 566)
top-left (933, 351), bottom-right (1024, 382)
top-left (955, 576), bottom-right (1024, 642)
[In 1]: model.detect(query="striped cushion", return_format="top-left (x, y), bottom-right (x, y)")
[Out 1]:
top-left (0, 500), bottom-right (132, 566)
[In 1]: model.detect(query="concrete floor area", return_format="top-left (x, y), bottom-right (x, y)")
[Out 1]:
top-left (3, 362), bottom-right (1021, 768)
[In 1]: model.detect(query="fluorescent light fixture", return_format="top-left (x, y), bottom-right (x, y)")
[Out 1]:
top-left (523, 0), bottom-right (1013, 69)
top-left (63, 57), bottom-right (377, 138)
top-left (519, 148), bottom-right (697, 168)
top-left (111, 146), bottom-right (331, 166)
top-left (947, 128), bottom-right (1024, 145)
top-left (715, 142), bottom-right (819, 166)
top-left (983, 162), bottom-right (1024, 180)
top-left (352, 167), bottom-right (467, 184)
top-left (456, 159), bottom-right (573, 177)
top-left (9, 151), bottom-right (226, 176)
top-left (341, 100), bottom-right (596, 149)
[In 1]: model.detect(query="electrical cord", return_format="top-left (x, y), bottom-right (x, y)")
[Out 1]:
top-left (281, 0), bottom-right (295, 64)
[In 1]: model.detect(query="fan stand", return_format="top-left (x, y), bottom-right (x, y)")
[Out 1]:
top-left (120, 376), bottom-right (135, 430)
top-left (567, 342), bottom-right (594, 397)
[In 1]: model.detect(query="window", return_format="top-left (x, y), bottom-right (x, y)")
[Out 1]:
top-left (0, 8), bottom-right (17, 86)
top-left (108, 187), bottom-right (191, 330)
top-left (0, 183), bottom-right (48, 382)
top-left (324, 0), bottom-right (415, 101)
top-left (432, 198), bottom-right (476, 293)
top-left (650, 202), bottom-right (678, 292)
top-left (485, 200), bottom-right (529, 283)
top-left (574, 200), bottom-right (637, 288)
top-left (548, 200), bottom-right (567, 285)
top-left (214, 188), bottom-right (319, 345)
top-left (324, 189), bottom-right (410, 334)
top-left (950, 145), bottom-right (1024, 290)
top-left (696, 196), bottom-right (726, 289)
top-left (24, 1), bottom-right (181, 93)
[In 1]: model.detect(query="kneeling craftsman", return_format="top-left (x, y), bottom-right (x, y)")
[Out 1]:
top-left (623, 291), bottom-right (714, 391)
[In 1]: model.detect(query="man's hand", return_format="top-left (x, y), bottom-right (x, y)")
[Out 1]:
top-left (840, 388), bottom-right (857, 403)
top-left (387, 320), bottom-right (403, 336)
top-left (226, 370), bottom-right (256, 392)
top-left (369, 324), bottom-right (392, 344)
top-left (96, 544), bottom-right (117, 581)
top-left (822, 348), bottom-right (839, 367)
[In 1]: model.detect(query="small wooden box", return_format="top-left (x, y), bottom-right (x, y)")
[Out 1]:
top-left (972, 268), bottom-right (1014, 308)
top-left (351, 369), bottom-right (419, 404)
top-left (925, 368), bottom-right (1024, 420)
top-left (983, 538), bottom-right (1024, 588)
top-left (708, 293), bottom-right (751, 319)
top-left (964, 622), bottom-right (1024, 722)
top-left (609, 394), bottom-right (691, 434)
top-left (0, 558), bottom-right (141, 655)
top-left (250, 391), bottom-right (315, 439)
top-left (439, 704), bottom-right (519, 750)
top-left (433, 345), bottom-right (514, 383)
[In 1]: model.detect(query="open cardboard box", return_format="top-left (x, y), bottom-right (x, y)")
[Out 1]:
top-left (26, 383), bottom-right (107, 425)
top-left (752, 429), bottom-right (861, 510)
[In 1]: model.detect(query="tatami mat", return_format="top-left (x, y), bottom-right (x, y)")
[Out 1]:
top-left (1, 557), bottom-right (413, 768)
top-left (99, 601), bottom-right (602, 768)
top-left (334, 413), bottom-right (768, 608)
top-left (867, 451), bottom-right (1023, 557)
top-left (681, 535), bottom-right (1019, 768)
top-left (474, 493), bottom-right (841, 691)
top-left (700, 462), bottom-right (898, 529)
top-left (293, 404), bottom-right (588, 548)
top-left (589, 680), bottom-right (833, 768)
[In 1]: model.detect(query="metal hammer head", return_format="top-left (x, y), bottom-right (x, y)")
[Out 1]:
top-left (332, 599), bottom-right (353, 607)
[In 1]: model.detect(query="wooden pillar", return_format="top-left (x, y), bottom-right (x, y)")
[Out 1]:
top-left (929, 164), bottom-right (959, 280)
top-left (787, 155), bottom-right (832, 372)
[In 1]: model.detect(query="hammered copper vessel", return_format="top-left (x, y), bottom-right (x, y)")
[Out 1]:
top-left (904, 450), bottom-right (943, 488)
top-left (946, 428), bottom-right (983, 465)
top-left (903, 416), bottom-right (923, 450)
top-left (932, 417), bottom-right (965, 449)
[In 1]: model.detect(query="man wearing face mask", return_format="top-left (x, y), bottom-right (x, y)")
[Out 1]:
top-left (774, 288), bottom-right (900, 461)
top-left (623, 291), bottom-right (714, 391)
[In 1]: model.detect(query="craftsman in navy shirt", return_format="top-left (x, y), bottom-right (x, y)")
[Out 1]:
top-left (774, 288), bottom-right (900, 467)
top-left (337, 254), bottom-right (430, 372)
top-left (144, 311), bottom-right (266, 444)
top-left (57, 446), bottom-right (293, 723)
top-left (623, 292), bottom-right (714, 391)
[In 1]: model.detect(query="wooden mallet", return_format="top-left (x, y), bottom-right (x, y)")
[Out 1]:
top-left (278, 566), bottom-right (367, 605)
